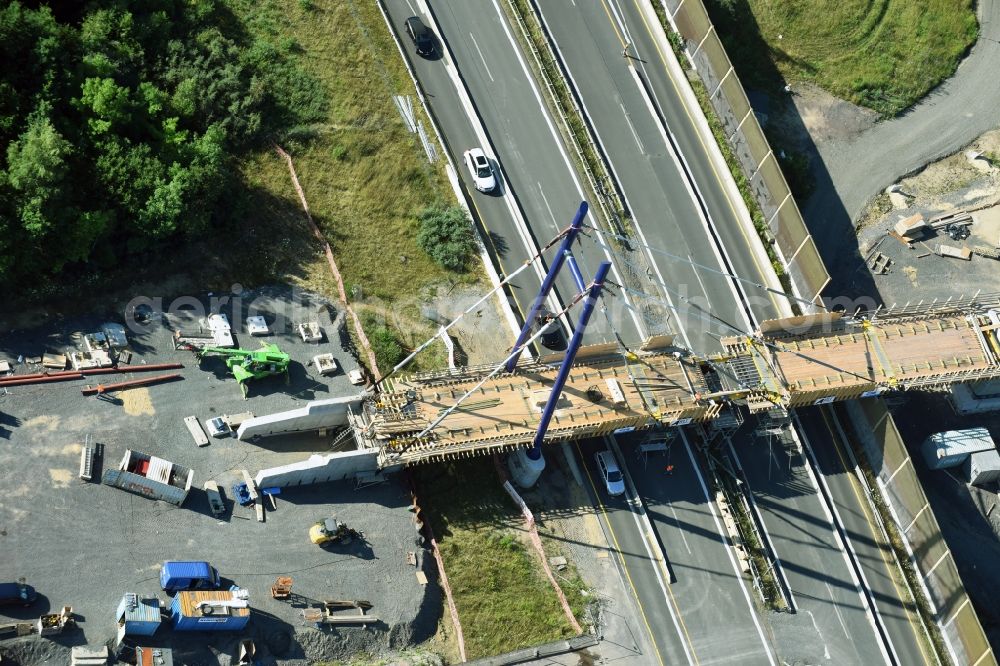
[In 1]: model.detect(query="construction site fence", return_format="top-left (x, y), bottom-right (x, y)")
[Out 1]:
top-left (844, 398), bottom-right (995, 666)
top-left (658, 0), bottom-right (830, 305)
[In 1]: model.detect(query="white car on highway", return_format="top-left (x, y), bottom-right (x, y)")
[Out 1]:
top-left (463, 147), bottom-right (496, 193)
top-left (595, 450), bottom-right (625, 496)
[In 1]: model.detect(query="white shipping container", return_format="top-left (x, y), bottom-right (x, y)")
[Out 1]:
top-left (921, 428), bottom-right (995, 470)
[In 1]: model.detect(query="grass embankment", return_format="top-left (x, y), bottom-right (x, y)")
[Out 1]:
top-left (706, 0), bottom-right (978, 116)
top-left (231, 0), bottom-right (480, 372)
top-left (414, 459), bottom-right (583, 659)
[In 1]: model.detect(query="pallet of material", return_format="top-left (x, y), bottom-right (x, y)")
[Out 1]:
top-left (302, 600), bottom-right (378, 625)
top-left (71, 646), bottom-right (110, 666)
top-left (184, 416), bottom-right (209, 447)
top-left (939, 244), bottom-right (972, 260)
top-left (43, 353), bottom-right (67, 370)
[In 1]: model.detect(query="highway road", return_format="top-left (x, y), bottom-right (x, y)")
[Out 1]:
top-left (607, 0), bottom-right (790, 325)
top-left (380, 2), bottom-right (926, 664)
top-left (728, 414), bottom-right (895, 664)
top-left (505, 3), bottom-right (923, 663)
top-left (613, 431), bottom-right (777, 665)
top-left (384, 0), bottom-right (646, 348)
top-left (535, 0), bottom-right (782, 353)
top-left (797, 405), bottom-right (934, 666)
top-left (574, 437), bottom-right (692, 665)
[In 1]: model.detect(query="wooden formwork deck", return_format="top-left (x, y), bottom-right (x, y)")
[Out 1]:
top-left (762, 315), bottom-right (997, 401)
top-left (366, 352), bottom-right (716, 465)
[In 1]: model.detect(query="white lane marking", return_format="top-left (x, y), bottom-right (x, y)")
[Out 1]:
top-left (792, 413), bottom-right (897, 666)
top-left (404, 0), bottom-right (417, 16)
top-left (620, 102), bottom-right (645, 153)
top-left (826, 580), bottom-right (851, 639)
top-left (538, 182), bottom-right (559, 233)
top-left (488, 0), bottom-right (647, 339)
top-left (417, 0), bottom-right (561, 320)
top-left (805, 610), bottom-right (832, 661)
top-left (667, 504), bottom-right (692, 555)
top-left (533, 1), bottom-right (689, 348)
top-left (679, 431), bottom-right (777, 666)
top-left (469, 32), bottom-right (494, 82)
top-left (627, 64), bottom-right (752, 333)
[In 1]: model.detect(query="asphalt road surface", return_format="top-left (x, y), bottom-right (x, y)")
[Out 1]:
top-left (729, 414), bottom-right (894, 665)
top-left (536, 0), bottom-right (774, 353)
top-left (574, 437), bottom-right (696, 665)
top-left (797, 405), bottom-right (934, 666)
top-left (385, 0), bottom-right (646, 348)
top-left (615, 431), bottom-right (777, 665)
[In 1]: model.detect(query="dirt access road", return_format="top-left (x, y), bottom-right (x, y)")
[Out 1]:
top-left (799, 0), bottom-right (1000, 293)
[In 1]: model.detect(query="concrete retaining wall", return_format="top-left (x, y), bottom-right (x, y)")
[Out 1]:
top-left (254, 449), bottom-right (379, 488)
top-left (237, 395), bottom-right (362, 440)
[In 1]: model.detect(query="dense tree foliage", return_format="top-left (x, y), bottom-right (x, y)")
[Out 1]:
top-left (0, 0), bottom-right (326, 285)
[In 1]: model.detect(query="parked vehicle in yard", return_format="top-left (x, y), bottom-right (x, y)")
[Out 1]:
top-left (463, 148), bottom-right (497, 193)
top-left (160, 561), bottom-right (221, 593)
top-left (309, 517), bottom-right (363, 546)
top-left (0, 581), bottom-right (37, 606)
top-left (206, 416), bottom-right (231, 438)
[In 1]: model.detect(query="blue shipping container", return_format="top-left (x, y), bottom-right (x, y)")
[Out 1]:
top-left (160, 561), bottom-right (220, 592)
top-left (115, 593), bottom-right (162, 637)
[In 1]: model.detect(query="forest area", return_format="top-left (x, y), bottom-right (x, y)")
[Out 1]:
top-left (0, 0), bottom-right (328, 294)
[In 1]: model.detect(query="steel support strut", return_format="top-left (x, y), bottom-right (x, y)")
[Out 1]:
top-left (528, 260), bottom-right (612, 459)
top-left (505, 201), bottom-right (588, 373)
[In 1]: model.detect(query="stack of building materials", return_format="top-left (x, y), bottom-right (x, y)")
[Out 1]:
top-left (71, 646), bottom-right (109, 666)
top-left (101, 323), bottom-right (129, 348)
top-left (894, 213), bottom-right (927, 238)
top-left (84, 332), bottom-right (109, 352)
top-left (246, 316), bottom-right (269, 336)
top-left (207, 314), bottom-right (234, 347)
top-left (175, 314), bottom-right (234, 350)
top-left (37, 606), bottom-right (75, 636)
top-left (170, 589), bottom-right (250, 631)
top-left (964, 449), bottom-right (1000, 486)
top-left (939, 244), bottom-right (972, 260)
top-left (115, 594), bottom-right (162, 641)
top-left (313, 353), bottom-right (339, 376)
top-left (42, 353), bottom-right (67, 369)
top-left (922, 428), bottom-right (996, 469)
top-left (70, 350), bottom-right (113, 370)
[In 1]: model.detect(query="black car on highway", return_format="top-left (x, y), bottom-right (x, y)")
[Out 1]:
top-left (405, 16), bottom-right (435, 57)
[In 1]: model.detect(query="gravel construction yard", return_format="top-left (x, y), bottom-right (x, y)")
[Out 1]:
top-left (0, 286), bottom-right (434, 665)
top-left (855, 130), bottom-right (1000, 307)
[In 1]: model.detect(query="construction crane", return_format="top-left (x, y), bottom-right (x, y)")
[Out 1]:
top-left (196, 344), bottom-right (290, 398)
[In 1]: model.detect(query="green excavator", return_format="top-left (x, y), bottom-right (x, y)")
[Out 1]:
top-left (196, 344), bottom-right (291, 399)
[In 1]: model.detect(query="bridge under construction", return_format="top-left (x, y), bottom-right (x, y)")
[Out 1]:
top-left (354, 294), bottom-right (1000, 466)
